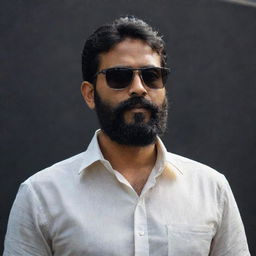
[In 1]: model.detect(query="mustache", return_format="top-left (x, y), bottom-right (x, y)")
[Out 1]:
top-left (113, 96), bottom-right (159, 115)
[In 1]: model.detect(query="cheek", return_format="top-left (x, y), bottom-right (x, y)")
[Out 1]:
top-left (149, 90), bottom-right (166, 106)
top-left (95, 86), bottom-right (127, 108)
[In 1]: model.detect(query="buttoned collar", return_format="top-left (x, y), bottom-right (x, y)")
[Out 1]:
top-left (78, 129), bottom-right (183, 177)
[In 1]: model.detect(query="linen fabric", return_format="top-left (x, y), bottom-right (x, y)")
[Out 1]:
top-left (4, 130), bottom-right (250, 256)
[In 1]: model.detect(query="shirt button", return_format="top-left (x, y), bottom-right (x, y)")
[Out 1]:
top-left (138, 231), bottom-right (145, 236)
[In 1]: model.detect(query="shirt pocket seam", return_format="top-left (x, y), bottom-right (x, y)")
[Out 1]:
top-left (166, 223), bottom-right (214, 234)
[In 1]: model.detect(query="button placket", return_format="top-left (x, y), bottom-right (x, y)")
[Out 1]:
top-left (134, 197), bottom-right (149, 256)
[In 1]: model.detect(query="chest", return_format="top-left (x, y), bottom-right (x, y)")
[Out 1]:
top-left (45, 178), bottom-right (218, 256)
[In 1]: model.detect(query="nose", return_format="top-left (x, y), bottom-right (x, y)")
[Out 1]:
top-left (128, 71), bottom-right (147, 97)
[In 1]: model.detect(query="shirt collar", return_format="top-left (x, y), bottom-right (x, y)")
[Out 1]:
top-left (153, 136), bottom-right (183, 178)
top-left (78, 130), bottom-right (105, 175)
top-left (78, 130), bottom-right (183, 177)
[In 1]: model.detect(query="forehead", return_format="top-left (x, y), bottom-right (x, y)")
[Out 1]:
top-left (98, 38), bottom-right (161, 70)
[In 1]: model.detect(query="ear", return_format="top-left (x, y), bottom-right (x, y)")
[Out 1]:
top-left (81, 81), bottom-right (95, 109)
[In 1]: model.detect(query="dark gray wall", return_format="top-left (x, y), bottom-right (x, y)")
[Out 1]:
top-left (1, 0), bottom-right (255, 254)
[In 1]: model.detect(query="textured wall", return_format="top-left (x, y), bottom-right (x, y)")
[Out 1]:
top-left (1, 0), bottom-right (255, 253)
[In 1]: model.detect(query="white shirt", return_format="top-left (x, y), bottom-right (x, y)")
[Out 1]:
top-left (4, 130), bottom-right (250, 256)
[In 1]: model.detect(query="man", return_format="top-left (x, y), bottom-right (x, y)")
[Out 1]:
top-left (4, 16), bottom-right (250, 255)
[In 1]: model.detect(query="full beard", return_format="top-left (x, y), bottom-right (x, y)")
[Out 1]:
top-left (94, 90), bottom-right (168, 146)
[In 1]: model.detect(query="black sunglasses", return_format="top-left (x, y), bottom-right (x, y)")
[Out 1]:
top-left (94, 67), bottom-right (170, 90)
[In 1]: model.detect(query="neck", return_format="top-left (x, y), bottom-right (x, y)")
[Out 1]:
top-left (97, 130), bottom-right (157, 194)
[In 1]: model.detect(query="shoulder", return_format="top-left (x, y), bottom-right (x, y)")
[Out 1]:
top-left (166, 152), bottom-right (229, 187)
top-left (23, 151), bottom-right (85, 188)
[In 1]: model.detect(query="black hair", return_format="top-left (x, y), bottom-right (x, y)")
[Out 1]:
top-left (81, 16), bottom-right (167, 83)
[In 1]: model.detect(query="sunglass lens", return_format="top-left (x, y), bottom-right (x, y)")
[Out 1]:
top-left (106, 69), bottom-right (133, 89)
top-left (142, 68), bottom-right (165, 89)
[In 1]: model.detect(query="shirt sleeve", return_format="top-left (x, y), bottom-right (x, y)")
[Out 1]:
top-left (210, 176), bottom-right (251, 256)
top-left (3, 181), bottom-right (52, 256)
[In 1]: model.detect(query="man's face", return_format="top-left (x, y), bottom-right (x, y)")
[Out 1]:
top-left (90, 38), bottom-right (168, 146)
